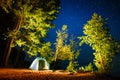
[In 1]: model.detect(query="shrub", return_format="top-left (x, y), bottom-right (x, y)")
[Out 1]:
top-left (79, 63), bottom-right (93, 72)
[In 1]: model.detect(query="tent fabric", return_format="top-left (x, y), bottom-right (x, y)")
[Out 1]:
top-left (29, 57), bottom-right (49, 70)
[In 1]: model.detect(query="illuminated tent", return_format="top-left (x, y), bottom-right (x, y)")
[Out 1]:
top-left (29, 57), bottom-right (49, 70)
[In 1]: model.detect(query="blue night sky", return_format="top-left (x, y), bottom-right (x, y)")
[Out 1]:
top-left (48, 0), bottom-right (120, 41)
top-left (46, 0), bottom-right (120, 73)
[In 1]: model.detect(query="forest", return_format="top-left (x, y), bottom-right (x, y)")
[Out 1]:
top-left (0, 0), bottom-right (120, 75)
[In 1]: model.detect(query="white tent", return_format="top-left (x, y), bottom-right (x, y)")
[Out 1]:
top-left (29, 57), bottom-right (49, 70)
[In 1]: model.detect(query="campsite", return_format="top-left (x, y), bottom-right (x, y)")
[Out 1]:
top-left (0, 0), bottom-right (120, 80)
top-left (0, 57), bottom-right (120, 80)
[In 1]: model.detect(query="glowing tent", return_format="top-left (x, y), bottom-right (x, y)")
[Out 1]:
top-left (29, 57), bottom-right (49, 70)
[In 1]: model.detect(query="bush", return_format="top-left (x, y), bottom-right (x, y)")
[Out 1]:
top-left (79, 63), bottom-right (93, 72)
top-left (67, 61), bottom-right (78, 73)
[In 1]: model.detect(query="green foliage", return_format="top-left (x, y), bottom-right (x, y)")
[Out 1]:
top-left (79, 63), bottom-right (93, 72)
top-left (55, 25), bottom-right (80, 71)
top-left (2, 0), bottom-right (60, 58)
top-left (39, 42), bottom-right (54, 64)
top-left (66, 38), bottom-right (80, 72)
top-left (78, 13), bottom-right (120, 73)
top-left (55, 25), bottom-right (80, 61)
top-left (55, 25), bottom-right (72, 61)
top-left (16, 0), bottom-right (59, 49)
top-left (67, 61), bottom-right (78, 73)
top-left (66, 40), bottom-right (80, 72)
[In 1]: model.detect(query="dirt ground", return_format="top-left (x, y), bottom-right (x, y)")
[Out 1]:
top-left (0, 68), bottom-right (119, 80)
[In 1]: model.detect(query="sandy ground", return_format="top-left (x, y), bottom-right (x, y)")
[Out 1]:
top-left (0, 68), bottom-right (119, 80)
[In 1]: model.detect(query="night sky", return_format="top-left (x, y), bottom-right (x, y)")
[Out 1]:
top-left (47, 0), bottom-right (120, 73)
top-left (49, 0), bottom-right (120, 41)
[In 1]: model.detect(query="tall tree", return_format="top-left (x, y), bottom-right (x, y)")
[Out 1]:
top-left (55, 25), bottom-right (73, 61)
top-left (55, 25), bottom-right (80, 70)
top-left (0, 0), bottom-right (60, 67)
top-left (78, 13), bottom-right (120, 73)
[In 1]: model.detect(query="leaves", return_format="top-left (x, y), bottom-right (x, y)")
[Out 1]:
top-left (15, 39), bottom-right (26, 47)
top-left (39, 42), bottom-right (54, 63)
top-left (78, 13), bottom-right (120, 73)
top-left (79, 63), bottom-right (93, 72)
top-left (55, 25), bottom-right (80, 71)
top-left (1, 0), bottom-right (60, 62)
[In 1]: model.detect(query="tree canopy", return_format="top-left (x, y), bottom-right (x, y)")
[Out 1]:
top-left (0, 0), bottom-right (60, 66)
top-left (55, 25), bottom-right (73, 61)
top-left (78, 13), bottom-right (120, 73)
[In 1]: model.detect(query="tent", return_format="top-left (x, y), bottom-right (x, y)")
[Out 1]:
top-left (29, 57), bottom-right (49, 70)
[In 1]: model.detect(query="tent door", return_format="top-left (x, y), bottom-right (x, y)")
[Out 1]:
top-left (39, 60), bottom-right (45, 70)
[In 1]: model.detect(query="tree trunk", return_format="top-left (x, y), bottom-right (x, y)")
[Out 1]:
top-left (99, 53), bottom-right (105, 73)
top-left (3, 15), bottom-right (23, 67)
top-left (3, 38), bottom-right (14, 67)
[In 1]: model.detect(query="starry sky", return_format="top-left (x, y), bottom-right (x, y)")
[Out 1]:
top-left (46, 0), bottom-right (120, 71)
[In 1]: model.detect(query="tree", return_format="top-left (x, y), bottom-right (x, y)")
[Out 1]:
top-left (55, 25), bottom-right (80, 70)
top-left (78, 13), bottom-right (120, 73)
top-left (66, 36), bottom-right (80, 72)
top-left (55, 25), bottom-right (73, 61)
top-left (0, 0), bottom-right (60, 67)
top-left (39, 42), bottom-right (54, 64)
